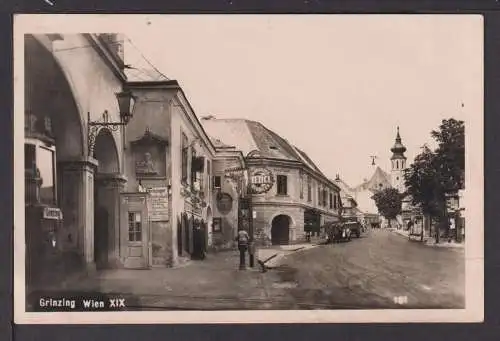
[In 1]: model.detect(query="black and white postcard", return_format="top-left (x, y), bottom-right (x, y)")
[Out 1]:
top-left (13, 14), bottom-right (484, 324)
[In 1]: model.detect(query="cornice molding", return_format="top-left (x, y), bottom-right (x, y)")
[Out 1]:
top-left (83, 34), bottom-right (127, 83)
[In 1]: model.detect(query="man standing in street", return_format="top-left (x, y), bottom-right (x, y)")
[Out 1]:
top-left (235, 229), bottom-right (250, 270)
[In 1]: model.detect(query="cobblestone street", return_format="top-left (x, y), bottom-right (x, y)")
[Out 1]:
top-left (34, 229), bottom-right (464, 310)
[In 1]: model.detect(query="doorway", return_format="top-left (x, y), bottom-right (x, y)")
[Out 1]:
top-left (271, 215), bottom-right (291, 245)
top-left (94, 205), bottom-right (109, 269)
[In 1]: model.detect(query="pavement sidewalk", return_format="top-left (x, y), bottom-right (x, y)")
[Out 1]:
top-left (32, 244), bottom-right (321, 310)
top-left (391, 228), bottom-right (464, 248)
top-left (257, 242), bottom-right (322, 268)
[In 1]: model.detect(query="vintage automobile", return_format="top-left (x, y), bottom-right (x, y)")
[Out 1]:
top-left (323, 222), bottom-right (352, 243)
top-left (344, 221), bottom-right (363, 238)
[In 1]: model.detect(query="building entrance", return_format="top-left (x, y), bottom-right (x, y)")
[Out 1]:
top-left (271, 215), bottom-right (290, 245)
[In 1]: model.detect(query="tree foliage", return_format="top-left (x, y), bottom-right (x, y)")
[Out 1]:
top-left (431, 118), bottom-right (465, 192)
top-left (403, 118), bottom-right (465, 240)
top-left (372, 187), bottom-right (403, 222)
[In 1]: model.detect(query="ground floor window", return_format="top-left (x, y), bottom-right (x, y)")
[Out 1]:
top-left (128, 212), bottom-right (142, 241)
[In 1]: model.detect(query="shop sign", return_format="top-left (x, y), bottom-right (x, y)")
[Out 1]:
top-left (147, 187), bottom-right (169, 221)
top-left (43, 207), bottom-right (63, 220)
top-left (249, 168), bottom-right (274, 194)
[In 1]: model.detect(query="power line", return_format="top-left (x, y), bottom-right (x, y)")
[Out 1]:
top-left (52, 41), bottom-right (122, 53)
top-left (125, 37), bottom-right (170, 81)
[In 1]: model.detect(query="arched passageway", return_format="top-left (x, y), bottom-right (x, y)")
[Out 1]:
top-left (24, 35), bottom-right (86, 285)
top-left (271, 215), bottom-right (291, 245)
top-left (93, 128), bottom-right (121, 269)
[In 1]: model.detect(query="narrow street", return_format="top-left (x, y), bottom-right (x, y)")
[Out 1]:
top-left (270, 229), bottom-right (465, 309)
top-left (30, 229), bottom-right (464, 310)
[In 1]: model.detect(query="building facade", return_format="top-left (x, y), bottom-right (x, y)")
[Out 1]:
top-left (23, 34), bottom-right (248, 289)
top-left (201, 118), bottom-right (342, 245)
top-left (24, 33), bottom-right (131, 286)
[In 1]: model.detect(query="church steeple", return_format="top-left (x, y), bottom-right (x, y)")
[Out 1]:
top-left (390, 126), bottom-right (407, 159)
top-left (390, 126), bottom-right (407, 192)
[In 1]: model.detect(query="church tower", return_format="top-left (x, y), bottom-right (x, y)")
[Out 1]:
top-left (390, 126), bottom-right (407, 192)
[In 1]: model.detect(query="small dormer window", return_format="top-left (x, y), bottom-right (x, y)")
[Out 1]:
top-left (269, 146), bottom-right (278, 150)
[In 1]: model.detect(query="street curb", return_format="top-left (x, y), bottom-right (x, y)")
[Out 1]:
top-left (391, 230), bottom-right (464, 249)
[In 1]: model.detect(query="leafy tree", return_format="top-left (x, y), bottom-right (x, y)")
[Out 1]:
top-left (404, 118), bottom-right (465, 243)
top-left (431, 118), bottom-right (465, 192)
top-left (371, 187), bottom-right (403, 228)
top-left (404, 147), bottom-right (441, 217)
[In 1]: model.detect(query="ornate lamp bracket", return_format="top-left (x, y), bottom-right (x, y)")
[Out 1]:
top-left (87, 111), bottom-right (124, 156)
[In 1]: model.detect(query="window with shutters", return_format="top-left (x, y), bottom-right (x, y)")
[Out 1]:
top-left (307, 176), bottom-right (312, 202)
top-left (213, 175), bottom-right (221, 189)
top-left (277, 175), bottom-right (288, 195)
top-left (318, 185), bottom-right (322, 205)
top-left (181, 132), bottom-right (188, 183)
top-left (299, 172), bottom-right (304, 199)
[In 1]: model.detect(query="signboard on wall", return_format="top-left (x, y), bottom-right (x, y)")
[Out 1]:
top-left (147, 187), bottom-right (169, 221)
top-left (249, 168), bottom-right (274, 194)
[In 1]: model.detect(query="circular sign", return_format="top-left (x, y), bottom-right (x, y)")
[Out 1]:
top-left (217, 193), bottom-right (233, 215)
top-left (250, 168), bottom-right (274, 194)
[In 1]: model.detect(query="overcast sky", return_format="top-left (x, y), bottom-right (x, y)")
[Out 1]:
top-left (125, 15), bottom-right (481, 186)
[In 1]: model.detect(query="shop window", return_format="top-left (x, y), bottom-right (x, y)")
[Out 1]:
top-left (25, 144), bottom-right (36, 176)
top-left (181, 132), bottom-right (188, 183)
top-left (128, 212), bottom-right (142, 242)
top-left (36, 145), bottom-right (56, 205)
top-left (277, 175), bottom-right (288, 195)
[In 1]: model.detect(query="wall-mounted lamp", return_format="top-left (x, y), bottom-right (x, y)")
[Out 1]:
top-left (88, 89), bottom-right (136, 156)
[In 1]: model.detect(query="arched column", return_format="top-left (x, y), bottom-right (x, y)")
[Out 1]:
top-left (94, 173), bottom-right (127, 268)
top-left (58, 157), bottom-right (98, 270)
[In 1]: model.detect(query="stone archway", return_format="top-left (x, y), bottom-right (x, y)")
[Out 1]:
top-left (271, 215), bottom-right (291, 245)
top-left (93, 128), bottom-right (121, 269)
top-left (24, 35), bottom-right (89, 282)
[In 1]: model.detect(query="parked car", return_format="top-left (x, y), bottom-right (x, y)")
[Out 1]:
top-left (344, 221), bottom-right (362, 238)
top-left (324, 222), bottom-right (351, 243)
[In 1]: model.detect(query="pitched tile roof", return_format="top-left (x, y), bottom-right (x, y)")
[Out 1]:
top-left (201, 117), bottom-right (328, 177)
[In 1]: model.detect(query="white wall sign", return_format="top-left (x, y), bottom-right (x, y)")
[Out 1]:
top-left (249, 168), bottom-right (274, 194)
top-left (147, 187), bottom-right (169, 221)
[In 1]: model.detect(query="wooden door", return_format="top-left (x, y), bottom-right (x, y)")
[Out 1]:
top-left (122, 193), bottom-right (150, 269)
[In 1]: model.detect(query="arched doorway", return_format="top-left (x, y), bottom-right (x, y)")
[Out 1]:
top-left (271, 215), bottom-right (291, 245)
top-left (93, 128), bottom-right (120, 269)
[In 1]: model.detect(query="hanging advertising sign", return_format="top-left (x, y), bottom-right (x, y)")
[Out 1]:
top-left (249, 168), bottom-right (274, 194)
